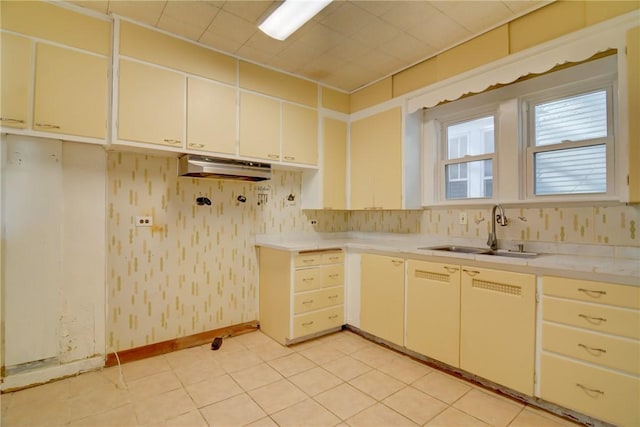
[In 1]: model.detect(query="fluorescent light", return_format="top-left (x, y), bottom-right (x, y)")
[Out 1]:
top-left (259, 0), bottom-right (332, 41)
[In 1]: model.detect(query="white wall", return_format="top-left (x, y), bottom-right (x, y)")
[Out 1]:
top-left (1, 135), bottom-right (106, 375)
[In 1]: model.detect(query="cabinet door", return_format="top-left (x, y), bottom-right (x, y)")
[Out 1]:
top-left (118, 59), bottom-right (184, 147)
top-left (350, 108), bottom-right (403, 209)
top-left (1, 32), bottom-right (31, 129)
top-left (282, 103), bottom-right (317, 165)
top-left (460, 266), bottom-right (535, 395)
top-left (239, 91), bottom-right (280, 161)
top-left (322, 118), bottom-right (347, 209)
top-left (360, 254), bottom-right (404, 346)
top-left (406, 260), bottom-right (460, 367)
top-left (186, 77), bottom-right (236, 154)
top-left (628, 26), bottom-right (640, 203)
top-left (34, 43), bottom-right (108, 139)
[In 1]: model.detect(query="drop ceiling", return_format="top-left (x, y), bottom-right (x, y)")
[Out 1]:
top-left (69, 0), bottom-right (549, 92)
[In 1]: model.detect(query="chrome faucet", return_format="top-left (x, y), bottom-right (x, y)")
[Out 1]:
top-left (487, 204), bottom-right (508, 250)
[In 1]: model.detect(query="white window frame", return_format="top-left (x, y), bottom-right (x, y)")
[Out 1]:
top-left (523, 81), bottom-right (616, 199)
top-left (421, 54), bottom-right (619, 207)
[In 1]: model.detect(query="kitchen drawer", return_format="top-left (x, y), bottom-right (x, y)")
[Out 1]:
top-left (322, 264), bottom-right (343, 287)
top-left (543, 276), bottom-right (640, 309)
top-left (543, 322), bottom-right (640, 375)
top-left (295, 253), bottom-right (322, 268)
top-left (543, 296), bottom-right (640, 340)
top-left (322, 251), bottom-right (344, 265)
top-left (293, 306), bottom-right (343, 338)
top-left (294, 287), bottom-right (344, 314)
top-left (540, 353), bottom-right (640, 427)
top-left (294, 268), bottom-right (322, 292)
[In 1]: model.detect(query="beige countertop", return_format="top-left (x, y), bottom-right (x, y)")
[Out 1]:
top-left (255, 232), bottom-right (640, 286)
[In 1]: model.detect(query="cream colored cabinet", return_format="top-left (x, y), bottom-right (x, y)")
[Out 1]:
top-left (628, 26), bottom-right (640, 203)
top-left (239, 91), bottom-right (280, 161)
top-left (540, 276), bottom-right (640, 426)
top-left (350, 107), bottom-right (403, 210)
top-left (259, 247), bottom-right (344, 345)
top-left (0, 32), bottom-right (31, 129)
top-left (406, 260), bottom-right (460, 367)
top-left (322, 118), bottom-right (347, 209)
top-left (118, 59), bottom-right (184, 147)
top-left (460, 266), bottom-right (535, 395)
top-left (360, 254), bottom-right (404, 346)
top-left (281, 103), bottom-right (318, 165)
top-left (186, 77), bottom-right (237, 154)
top-left (33, 43), bottom-right (108, 139)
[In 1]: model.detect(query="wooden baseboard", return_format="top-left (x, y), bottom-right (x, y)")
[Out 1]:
top-left (105, 321), bottom-right (259, 367)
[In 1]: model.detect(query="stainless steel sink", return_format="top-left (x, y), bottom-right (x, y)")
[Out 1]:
top-left (418, 245), bottom-right (490, 254)
top-left (418, 245), bottom-right (538, 258)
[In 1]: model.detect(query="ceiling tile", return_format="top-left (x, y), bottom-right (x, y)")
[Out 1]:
top-left (317, 2), bottom-right (377, 37)
top-left (407, 10), bottom-right (472, 50)
top-left (241, 31), bottom-right (291, 57)
top-left (351, 1), bottom-right (397, 17)
top-left (199, 30), bottom-right (244, 54)
top-left (379, 1), bottom-right (440, 30)
top-left (293, 22), bottom-right (346, 53)
top-left (157, 1), bottom-right (220, 40)
top-left (222, 0), bottom-right (276, 24)
top-left (269, 40), bottom-right (325, 72)
top-left (349, 49), bottom-right (404, 78)
top-left (503, 0), bottom-right (550, 14)
top-left (200, 8), bottom-right (256, 45)
top-left (351, 17), bottom-right (401, 47)
top-left (69, 1), bottom-right (109, 15)
top-left (108, 1), bottom-right (167, 26)
top-left (379, 32), bottom-right (436, 65)
top-left (431, 1), bottom-right (513, 33)
top-left (325, 37), bottom-right (369, 62)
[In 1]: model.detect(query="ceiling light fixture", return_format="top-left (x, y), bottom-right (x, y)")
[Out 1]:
top-left (259, 0), bottom-right (333, 41)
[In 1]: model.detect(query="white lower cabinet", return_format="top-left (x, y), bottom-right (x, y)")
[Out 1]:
top-left (259, 247), bottom-right (344, 345)
top-left (540, 276), bottom-right (640, 426)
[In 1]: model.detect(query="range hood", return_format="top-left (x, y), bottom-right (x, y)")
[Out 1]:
top-left (178, 155), bottom-right (271, 181)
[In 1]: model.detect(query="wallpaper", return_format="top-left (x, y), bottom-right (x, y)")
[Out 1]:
top-left (108, 151), bottom-right (637, 353)
top-left (106, 151), bottom-right (346, 352)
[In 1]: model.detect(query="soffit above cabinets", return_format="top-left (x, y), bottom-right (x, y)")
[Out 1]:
top-left (68, 0), bottom-right (549, 92)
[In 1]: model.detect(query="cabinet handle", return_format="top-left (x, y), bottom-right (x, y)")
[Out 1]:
top-left (302, 259), bottom-right (316, 263)
top-left (328, 257), bottom-right (340, 261)
top-left (1, 117), bottom-right (25, 123)
top-left (577, 288), bottom-right (607, 296)
top-left (302, 278), bottom-right (315, 282)
top-left (576, 383), bottom-right (604, 395)
top-left (391, 260), bottom-right (403, 266)
top-left (188, 143), bottom-right (205, 148)
top-left (328, 274), bottom-right (339, 279)
top-left (302, 300), bottom-right (314, 304)
top-left (463, 269), bottom-right (480, 277)
top-left (302, 321), bottom-right (314, 326)
top-left (284, 156), bottom-right (295, 161)
top-left (328, 295), bottom-right (339, 299)
top-left (578, 314), bottom-right (607, 323)
top-left (578, 343), bottom-right (607, 354)
top-left (328, 315), bottom-right (338, 320)
top-left (364, 207), bottom-right (383, 210)
top-left (164, 139), bottom-right (181, 145)
top-left (35, 122), bottom-right (60, 129)
top-left (268, 154), bottom-right (280, 159)
top-left (443, 266), bottom-right (459, 273)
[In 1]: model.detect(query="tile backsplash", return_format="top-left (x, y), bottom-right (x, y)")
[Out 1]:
top-left (107, 151), bottom-right (637, 353)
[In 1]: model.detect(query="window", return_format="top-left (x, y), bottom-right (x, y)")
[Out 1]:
top-left (443, 115), bottom-right (495, 200)
top-left (527, 87), bottom-right (612, 196)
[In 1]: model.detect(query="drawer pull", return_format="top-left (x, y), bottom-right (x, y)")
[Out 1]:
top-left (302, 321), bottom-right (314, 326)
top-left (302, 278), bottom-right (315, 282)
top-left (578, 314), bottom-right (607, 323)
top-left (328, 315), bottom-right (338, 319)
top-left (463, 269), bottom-right (480, 277)
top-left (391, 260), bottom-right (403, 266)
top-left (188, 143), bottom-right (205, 148)
top-left (328, 256), bottom-right (340, 261)
top-left (163, 139), bottom-right (181, 145)
top-left (302, 300), bottom-right (314, 305)
top-left (268, 154), bottom-right (280, 159)
top-left (284, 156), bottom-right (295, 161)
top-left (578, 343), bottom-right (607, 354)
top-left (578, 288), bottom-right (607, 297)
top-left (302, 259), bottom-right (315, 263)
top-left (1, 117), bottom-right (25, 123)
top-left (328, 274), bottom-right (339, 279)
top-left (35, 122), bottom-right (60, 129)
top-left (576, 383), bottom-right (604, 396)
top-left (328, 295), bottom-right (339, 299)
top-left (443, 266), bottom-right (459, 273)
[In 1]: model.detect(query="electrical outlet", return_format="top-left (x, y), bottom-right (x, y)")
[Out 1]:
top-left (310, 219), bottom-right (318, 225)
top-left (135, 216), bottom-right (153, 227)
top-left (459, 212), bottom-right (468, 225)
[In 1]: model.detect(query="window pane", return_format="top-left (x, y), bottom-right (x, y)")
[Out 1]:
top-left (447, 116), bottom-right (494, 159)
top-left (534, 90), bottom-right (607, 146)
top-left (534, 144), bottom-right (606, 195)
top-left (446, 160), bottom-right (493, 199)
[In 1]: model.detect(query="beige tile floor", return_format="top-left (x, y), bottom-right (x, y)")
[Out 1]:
top-left (1, 330), bottom-right (580, 427)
